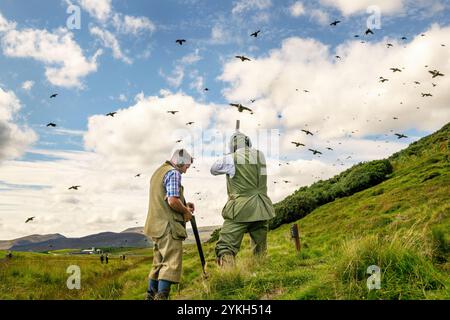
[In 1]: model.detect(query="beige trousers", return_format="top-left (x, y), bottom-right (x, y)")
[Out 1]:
top-left (149, 225), bottom-right (183, 283)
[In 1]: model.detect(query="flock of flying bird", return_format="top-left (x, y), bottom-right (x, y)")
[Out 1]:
top-left (32, 19), bottom-right (446, 224)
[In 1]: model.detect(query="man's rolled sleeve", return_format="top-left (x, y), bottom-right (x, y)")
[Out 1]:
top-left (163, 170), bottom-right (181, 198)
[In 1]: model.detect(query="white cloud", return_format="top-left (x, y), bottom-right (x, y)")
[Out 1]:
top-left (21, 80), bottom-right (34, 91)
top-left (78, 0), bottom-right (112, 21)
top-left (1, 27), bottom-right (101, 88)
top-left (232, 0), bottom-right (272, 14)
top-left (0, 87), bottom-right (37, 162)
top-left (160, 65), bottom-right (184, 87)
top-left (290, 1), bottom-right (306, 17)
top-left (118, 94), bottom-right (127, 102)
top-left (210, 24), bottom-right (234, 45)
top-left (309, 9), bottom-right (330, 26)
top-left (112, 14), bottom-right (156, 35)
top-left (90, 26), bottom-right (132, 64)
top-left (0, 12), bottom-right (16, 32)
top-left (320, 0), bottom-right (405, 16)
top-left (219, 24), bottom-right (450, 142)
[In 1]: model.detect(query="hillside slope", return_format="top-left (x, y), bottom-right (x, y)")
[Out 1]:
top-left (173, 122), bottom-right (449, 300)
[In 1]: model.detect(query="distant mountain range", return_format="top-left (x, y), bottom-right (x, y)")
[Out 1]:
top-left (0, 225), bottom-right (220, 252)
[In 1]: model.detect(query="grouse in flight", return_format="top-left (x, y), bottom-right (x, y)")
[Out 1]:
top-left (68, 186), bottom-right (81, 190)
top-left (235, 55), bottom-right (251, 62)
top-left (330, 20), bottom-right (341, 26)
top-left (250, 30), bottom-right (261, 37)
top-left (365, 28), bottom-right (374, 35)
top-left (390, 68), bottom-right (402, 72)
top-left (379, 77), bottom-right (389, 83)
top-left (301, 129), bottom-right (314, 136)
top-left (291, 142), bottom-right (305, 147)
top-left (395, 133), bottom-right (408, 139)
top-left (167, 111), bottom-right (179, 115)
top-left (421, 93), bottom-right (432, 97)
top-left (106, 112), bottom-right (117, 117)
top-left (186, 122), bottom-right (195, 125)
top-left (50, 94), bottom-right (58, 99)
top-left (46, 123), bottom-right (57, 127)
top-left (230, 103), bottom-right (253, 114)
top-left (176, 39), bottom-right (186, 45)
top-left (25, 217), bottom-right (35, 223)
top-left (429, 70), bottom-right (444, 78)
top-left (308, 149), bottom-right (322, 155)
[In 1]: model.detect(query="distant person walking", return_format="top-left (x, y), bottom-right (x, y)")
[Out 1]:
top-left (143, 149), bottom-right (195, 300)
top-left (105, 254), bottom-right (109, 264)
top-left (100, 254), bottom-right (104, 264)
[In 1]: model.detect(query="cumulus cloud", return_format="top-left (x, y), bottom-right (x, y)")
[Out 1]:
top-left (219, 24), bottom-right (450, 144)
top-left (90, 26), bottom-right (132, 64)
top-left (1, 24), bottom-right (101, 88)
top-left (0, 12), bottom-right (16, 32)
top-left (0, 87), bottom-right (37, 162)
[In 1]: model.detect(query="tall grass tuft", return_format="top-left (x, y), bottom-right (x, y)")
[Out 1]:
top-left (333, 230), bottom-right (446, 299)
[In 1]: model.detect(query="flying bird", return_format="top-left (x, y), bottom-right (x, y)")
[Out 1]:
top-left (68, 186), bottom-right (81, 190)
top-left (401, 36), bottom-right (407, 40)
top-left (429, 70), bottom-right (444, 78)
top-left (229, 103), bottom-right (253, 114)
top-left (326, 147), bottom-right (334, 151)
top-left (395, 133), bottom-right (408, 139)
top-left (235, 55), bottom-right (251, 62)
top-left (414, 81), bottom-right (420, 85)
top-left (390, 68), bottom-right (402, 72)
top-left (301, 129), bottom-right (313, 136)
top-left (106, 112), bottom-right (117, 117)
top-left (291, 142), bottom-right (305, 147)
top-left (176, 139), bottom-right (183, 143)
top-left (250, 30), bottom-right (261, 37)
top-left (386, 43), bottom-right (394, 48)
top-left (167, 111), bottom-right (179, 115)
top-left (250, 99), bottom-right (256, 103)
top-left (50, 94), bottom-right (58, 99)
top-left (46, 123), bottom-right (57, 127)
top-left (176, 39), bottom-right (186, 45)
top-left (186, 122), bottom-right (195, 125)
top-left (335, 55), bottom-right (341, 59)
top-left (421, 93), bottom-right (432, 97)
top-left (379, 77), bottom-right (389, 83)
top-left (135, 174), bottom-right (141, 177)
top-left (308, 149), bottom-right (322, 155)
top-left (393, 117), bottom-right (398, 120)
top-left (330, 20), bottom-right (341, 26)
top-left (283, 180), bottom-right (291, 184)
top-left (25, 217), bottom-right (35, 223)
top-left (365, 28), bottom-right (374, 35)
top-left (204, 88), bottom-right (209, 91)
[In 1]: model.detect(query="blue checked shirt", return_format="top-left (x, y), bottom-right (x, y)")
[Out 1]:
top-left (163, 169), bottom-right (182, 198)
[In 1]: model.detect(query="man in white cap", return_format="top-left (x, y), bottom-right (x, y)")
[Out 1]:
top-left (144, 149), bottom-right (195, 300)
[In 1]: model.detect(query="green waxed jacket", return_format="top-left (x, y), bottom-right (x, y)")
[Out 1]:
top-left (143, 161), bottom-right (187, 240)
top-left (222, 147), bottom-right (275, 222)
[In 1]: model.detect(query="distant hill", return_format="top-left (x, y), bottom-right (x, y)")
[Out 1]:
top-left (0, 234), bottom-right (65, 250)
top-left (4, 225), bottom-right (221, 252)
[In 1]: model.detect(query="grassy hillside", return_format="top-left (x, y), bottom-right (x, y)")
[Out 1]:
top-left (0, 123), bottom-right (448, 300)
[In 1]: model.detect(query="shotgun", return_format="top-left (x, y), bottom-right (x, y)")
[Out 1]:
top-left (190, 215), bottom-right (207, 276)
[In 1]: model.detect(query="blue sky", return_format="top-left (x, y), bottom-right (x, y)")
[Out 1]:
top-left (0, 0), bottom-right (449, 239)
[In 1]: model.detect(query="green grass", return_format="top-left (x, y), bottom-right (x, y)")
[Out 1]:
top-left (1, 122), bottom-right (448, 300)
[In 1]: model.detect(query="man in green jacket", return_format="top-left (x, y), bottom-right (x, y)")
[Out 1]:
top-left (144, 149), bottom-right (195, 300)
top-left (210, 132), bottom-right (275, 266)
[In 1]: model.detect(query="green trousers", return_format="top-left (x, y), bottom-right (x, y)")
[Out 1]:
top-left (215, 219), bottom-right (269, 258)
